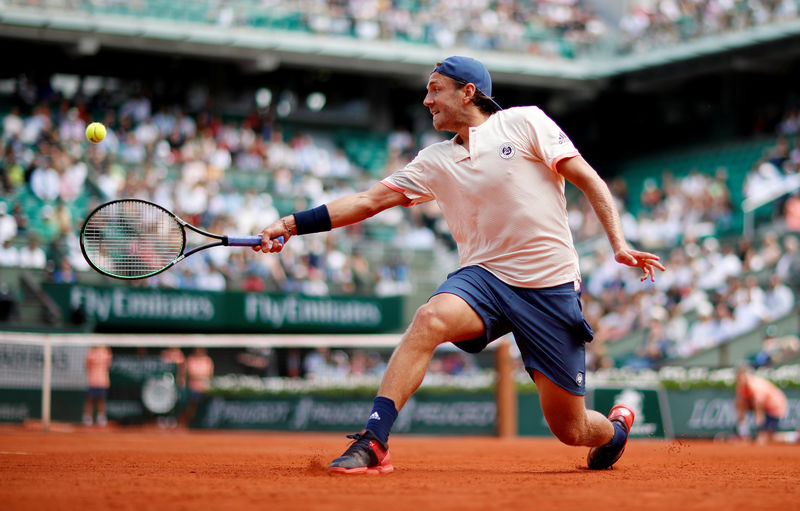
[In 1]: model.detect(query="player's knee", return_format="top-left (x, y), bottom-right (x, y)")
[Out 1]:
top-left (410, 303), bottom-right (451, 340)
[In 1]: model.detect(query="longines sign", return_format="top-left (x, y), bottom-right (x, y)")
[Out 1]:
top-left (42, 283), bottom-right (403, 333)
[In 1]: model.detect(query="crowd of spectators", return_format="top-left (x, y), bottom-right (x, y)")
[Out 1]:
top-left (618, 0), bottom-right (800, 55)
top-left (6, 0), bottom-right (610, 59)
top-left (0, 81), bottom-right (438, 297)
top-left (9, 0), bottom-right (800, 59)
top-left (576, 132), bottom-right (800, 370)
top-left (3, 70), bottom-right (800, 371)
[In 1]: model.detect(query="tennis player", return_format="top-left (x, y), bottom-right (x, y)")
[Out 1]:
top-left (255, 56), bottom-right (665, 473)
top-left (735, 364), bottom-right (788, 444)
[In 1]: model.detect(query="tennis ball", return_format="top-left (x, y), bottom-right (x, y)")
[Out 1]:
top-left (86, 122), bottom-right (106, 143)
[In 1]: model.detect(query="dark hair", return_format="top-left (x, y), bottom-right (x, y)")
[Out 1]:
top-left (434, 63), bottom-right (501, 115)
top-left (453, 81), bottom-right (501, 114)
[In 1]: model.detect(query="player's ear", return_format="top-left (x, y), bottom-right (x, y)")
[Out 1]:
top-left (462, 82), bottom-right (477, 104)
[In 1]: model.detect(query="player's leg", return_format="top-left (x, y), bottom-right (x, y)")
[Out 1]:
top-left (533, 369), bottom-right (634, 469)
top-left (757, 414), bottom-right (780, 444)
top-left (82, 394), bottom-right (94, 426)
top-left (96, 390), bottom-right (108, 427)
top-left (329, 292), bottom-right (485, 474)
top-left (378, 292), bottom-right (485, 409)
top-left (532, 369), bottom-right (614, 446)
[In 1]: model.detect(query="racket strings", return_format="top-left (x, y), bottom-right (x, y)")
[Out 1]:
top-left (82, 201), bottom-right (184, 278)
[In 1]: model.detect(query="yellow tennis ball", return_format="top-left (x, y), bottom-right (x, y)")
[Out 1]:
top-left (86, 122), bottom-right (106, 143)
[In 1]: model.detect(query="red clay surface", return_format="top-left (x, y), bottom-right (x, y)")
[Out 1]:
top-left (1, 425), bottom-right (799, 511)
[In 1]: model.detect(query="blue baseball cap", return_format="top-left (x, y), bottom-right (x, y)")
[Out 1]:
top-left (433, 56), bottom-right (502, 111)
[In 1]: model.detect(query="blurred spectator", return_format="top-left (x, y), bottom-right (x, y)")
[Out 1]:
top-left (677, 301), bottom-right (718, 357)
top-left (0, 203), bottom-right (17, 244)
top-left (0, 239), bottom-right (20, 267)
top-left (236, 347), bottom-right (276, 377)
top-left (304, 347), bottom-right (351, 380)
top-left (775, 236), bottom-right (800, 283)
top-left (758, 231), bottom-right (783, 268)
top-left (744, 158), bottom-right (785, 200)
top-left (159, 347), bottom-right (186, 429)
top-left (374, 255), bottom-right (412, 297)
top-left (784, 192), bottom-right (800, 231)
top-left (51, 259), bottom-right (77, 283)
top-left (18, 235), bottom-right (46, 269)
top-left (181, 347), bottom-right (214, 427)
top-left (3, 106), bottom-right (23, 139)
top-left (752, 327), bottom-right (800, 368)
top-left (763, 273), bottom-right (795, 320)
top-left (29, 157), bottom-right (61, 201)
top-left (629, 316), bottom-right (672, 369)
top-left (195, 262), bottom-right (227, 291)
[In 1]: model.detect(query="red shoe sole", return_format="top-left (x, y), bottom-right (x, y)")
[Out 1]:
top-left (329, 463), bottom-right (394, 475)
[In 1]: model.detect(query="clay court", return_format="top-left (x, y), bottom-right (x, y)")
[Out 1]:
top-left (1, 425), bottom-right (798, 511)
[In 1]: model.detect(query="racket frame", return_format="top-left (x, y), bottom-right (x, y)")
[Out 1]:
top-left (80, 198), bottom-right (268, 280)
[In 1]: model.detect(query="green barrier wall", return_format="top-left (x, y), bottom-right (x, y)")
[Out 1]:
top-left (3, 372), bottom-right (800, 438)
top-left (42, 283), bottom-right (405, 333)
top-left (193, 393), bottom-right (498, 435)
top-left (0, 389), bottom-right (85, 423)
top-left (668, 388), bottom-right (800, 437)
top-left (593, 387), bottom-right (669, 438)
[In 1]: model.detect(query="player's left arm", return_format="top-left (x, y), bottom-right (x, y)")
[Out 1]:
top-left (557, 154), bottom-right (666, 282)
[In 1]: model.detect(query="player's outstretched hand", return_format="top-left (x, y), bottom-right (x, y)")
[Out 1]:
top-left (253, 221), bottom-right (290, 253)
top-left (615, 248), bottom-right (666, 282)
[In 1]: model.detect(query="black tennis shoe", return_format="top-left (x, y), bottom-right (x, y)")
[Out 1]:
top-left (587, 405), bottom-right (635, 470)
top-left (329, 429), bottom-right (393, 475)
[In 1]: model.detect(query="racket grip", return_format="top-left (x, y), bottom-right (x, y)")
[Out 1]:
top-left (225, 235), bottom-right (284, 246)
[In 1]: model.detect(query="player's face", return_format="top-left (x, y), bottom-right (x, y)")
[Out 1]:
top-left (423, 73), bottom-right (466, 132)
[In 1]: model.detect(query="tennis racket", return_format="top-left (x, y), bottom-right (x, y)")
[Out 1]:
top-left (80, 198), bottom-right (283, 280)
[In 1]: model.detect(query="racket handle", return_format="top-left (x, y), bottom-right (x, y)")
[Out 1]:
top-left (225, 235), bottom-right (285, 246)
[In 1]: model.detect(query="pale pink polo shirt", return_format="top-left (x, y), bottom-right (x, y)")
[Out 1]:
top-left (382, 106), bottom-right (581, 288)
top-left (85, 346), bottom-right (112, 389)
top-left (738, 375), bottom-right (788, 418)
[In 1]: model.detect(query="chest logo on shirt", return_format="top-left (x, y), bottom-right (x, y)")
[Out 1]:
top-left (499, 142), bottom-right (515, 159)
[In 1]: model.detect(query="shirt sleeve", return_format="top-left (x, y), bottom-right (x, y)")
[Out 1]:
top-left (380, 148), bottom-right (437, 205)
top-left (525, 107), bottom-right (580, 172)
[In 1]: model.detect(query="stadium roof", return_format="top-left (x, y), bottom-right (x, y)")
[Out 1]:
top-left (3, 6), bottom-right (800, 91)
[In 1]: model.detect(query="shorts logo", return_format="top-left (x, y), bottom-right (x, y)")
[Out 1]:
top-left (575, 372), bottom-right (584, 386)
top-left (499, 142), bottom-right (515, 159)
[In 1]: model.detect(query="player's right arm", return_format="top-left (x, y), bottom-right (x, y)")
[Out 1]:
top-left (255, 182), bottom-right (411, 252)
top-left (327, 182), bottom-right (412, 228)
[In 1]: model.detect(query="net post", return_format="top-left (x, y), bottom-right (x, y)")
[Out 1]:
top-left (42, 334), bottom-right (52, 433)
top-left (494, 336), bottom-right (517, 438)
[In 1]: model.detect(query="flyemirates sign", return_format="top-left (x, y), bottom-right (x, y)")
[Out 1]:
top-left (42, 283), bottom-right (403, 333)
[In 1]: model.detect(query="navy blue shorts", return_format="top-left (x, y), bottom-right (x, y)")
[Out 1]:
top-left (87, 387), bottom-right (108, 400)
top-left (761, 414), bottom-right (782, 433)
top-left (432, 266), bottom-right (594, 395)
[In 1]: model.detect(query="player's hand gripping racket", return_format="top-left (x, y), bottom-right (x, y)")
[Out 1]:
top-left (80, 198), bottom-right (283, 279)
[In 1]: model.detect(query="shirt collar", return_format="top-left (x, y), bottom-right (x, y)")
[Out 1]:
top-left (449, 137), bottom-right (470, 162)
